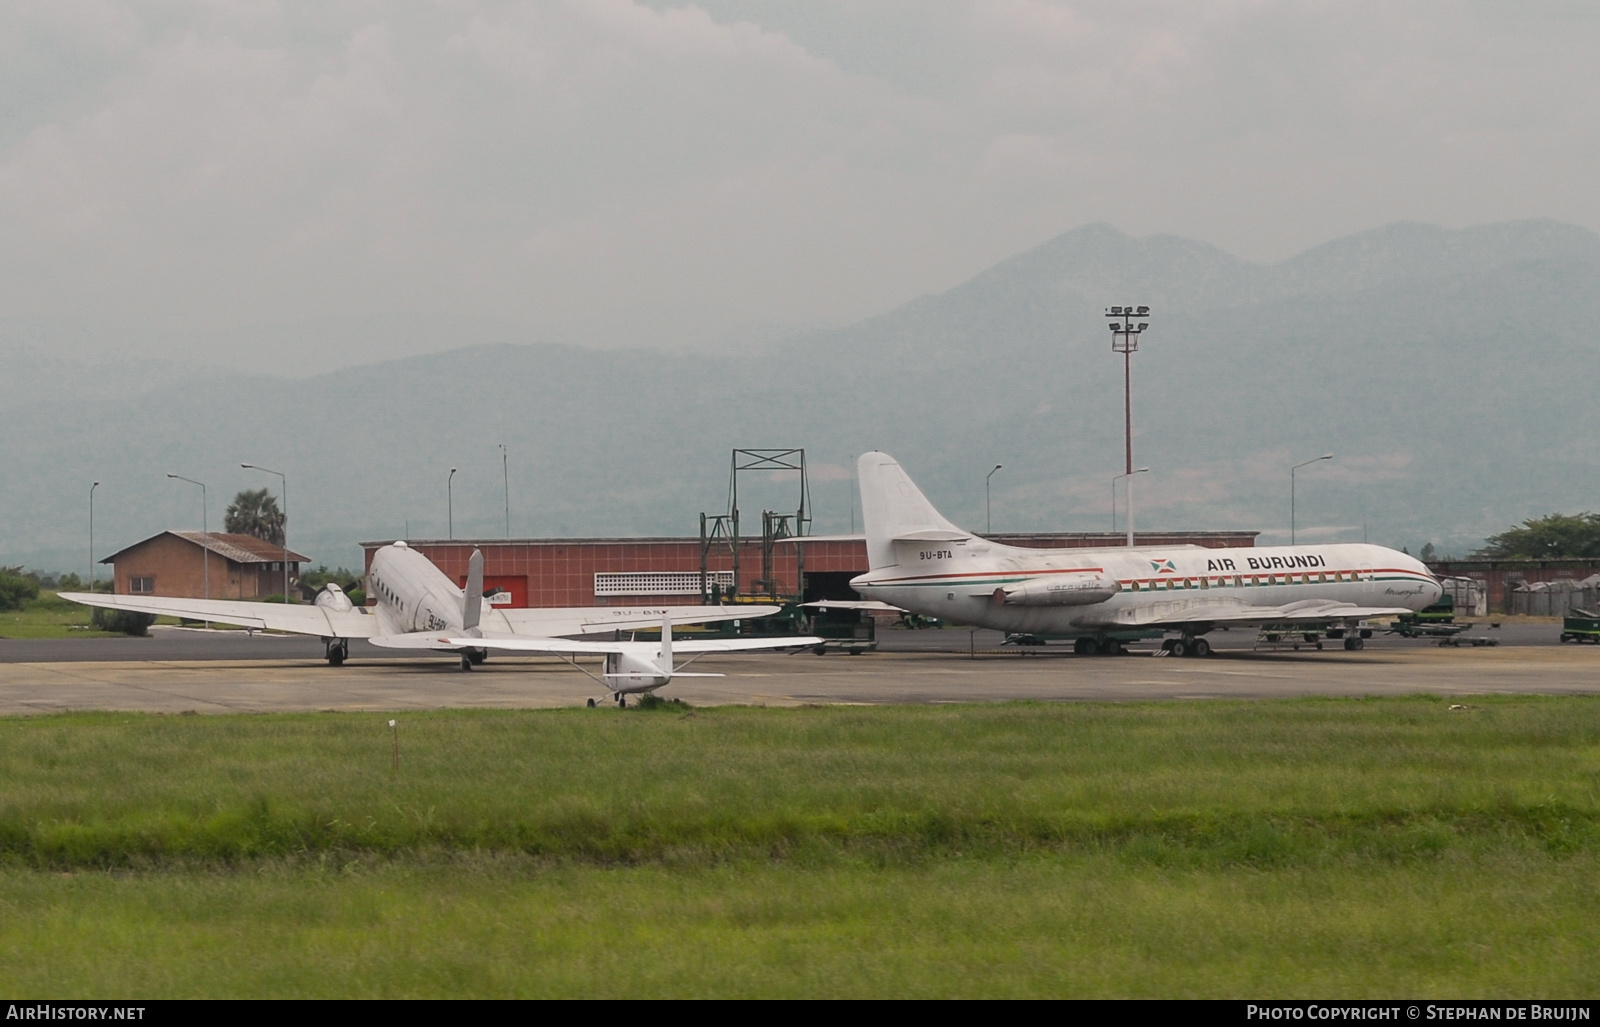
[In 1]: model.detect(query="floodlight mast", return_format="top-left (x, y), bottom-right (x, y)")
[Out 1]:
top-left (1106, 305), bottom-right (1150, 545)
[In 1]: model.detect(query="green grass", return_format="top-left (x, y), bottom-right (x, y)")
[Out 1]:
top-left (0, 591), bottom-right (117, 638)
top-left (1, 696), bottom-right (1597, 996)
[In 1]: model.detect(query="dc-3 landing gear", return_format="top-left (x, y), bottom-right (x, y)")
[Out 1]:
top-left (324, 639), bottom-right (349, 666)
top-left (1161, 637), bottom-right (1212, 658)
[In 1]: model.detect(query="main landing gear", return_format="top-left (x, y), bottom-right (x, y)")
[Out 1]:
top-left (1343, 636), bottom-right (1365, 651)
top-left (324, 639), bottom-right (349, 666)
top-left (459, 649), bottom-right (488, 671)
top-left (1073, 637), bottom-right (1125, 656)
top-left (1161, 637), bottom-right (1212, 658)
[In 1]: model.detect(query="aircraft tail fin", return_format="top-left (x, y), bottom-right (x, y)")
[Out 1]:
top-left (658, 613), bottom-right (673, 677)
top-left (463, 549), bottom-right (484, 634)
top-left (856, 453), bottom-right (970, 571)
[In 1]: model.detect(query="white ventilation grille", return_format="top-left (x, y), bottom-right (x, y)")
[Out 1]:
top-left (594, 571), bottom-right (735, 596)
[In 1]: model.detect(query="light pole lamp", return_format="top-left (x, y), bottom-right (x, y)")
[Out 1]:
top-left (1106, 304), bottom-right (1150, 488)
top-left (1290, 454), bottom-right (1333, 545)
top-left (986, 464), bottom-right (1003, 534)
top-left (1112, 467), bottom-right (1149, 545)
top-left (89, 482), bottom-right (99, 594)
top-left (241, 463), bottom-right (289, 603)
top-left (448, 467), bottom-right (458, 540)
top-left (166, 473), bottom-right (209, 601)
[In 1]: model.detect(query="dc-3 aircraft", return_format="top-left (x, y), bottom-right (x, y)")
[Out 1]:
top-left (64, 541), bottom-right (817, 703)
top-left (849, 453), bottom-right (1443, 656)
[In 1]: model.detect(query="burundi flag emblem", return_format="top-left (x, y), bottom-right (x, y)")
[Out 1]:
top-left (1149, 558), bottom-right (1177, 574)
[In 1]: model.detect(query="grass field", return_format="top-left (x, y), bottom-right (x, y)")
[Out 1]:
top-left (1, 696), bottom-right (1597, 996)
top-left (0, 591), bottom-right (116, 639)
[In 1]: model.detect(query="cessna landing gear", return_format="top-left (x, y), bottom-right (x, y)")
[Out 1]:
top-left (324, 639), bottom-right (348, 666)
top-left (1343, 636), bottom-right (1365, 651)
top-left (617, 694), bottom-right (627, 708)
top-left (587, 698), bottom-right (597, 708)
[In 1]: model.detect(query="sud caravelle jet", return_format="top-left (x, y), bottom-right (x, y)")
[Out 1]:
top-left (63, 541), bottom-right (810, 694)
top-left (849, 453), bottom-right (1443, 656)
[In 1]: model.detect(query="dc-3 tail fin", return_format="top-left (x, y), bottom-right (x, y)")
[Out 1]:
top-left (856, 452), bottom-right (970, 571)
top-left (463, 549), bottom-right (484, 634)
top-left (658, 613), bottom-right (673, 677)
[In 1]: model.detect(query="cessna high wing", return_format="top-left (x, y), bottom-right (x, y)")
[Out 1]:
top-left (62, 540), bottom-right (782, 670)
top-left (371, 612), bottom-right (821, 706)
top-left (850, 453), bottom-right (1443, 656)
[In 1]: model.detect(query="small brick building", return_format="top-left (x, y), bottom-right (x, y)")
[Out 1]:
top-left (101, 531), bottom-right (309, 599)
top-left (364, 531), bottom-right (1259, 609)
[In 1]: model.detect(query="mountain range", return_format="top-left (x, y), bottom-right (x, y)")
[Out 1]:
top-left (4, 218), bottom-right (1597, 572)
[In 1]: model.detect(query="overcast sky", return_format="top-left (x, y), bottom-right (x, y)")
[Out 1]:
top-left (3, 1), bottom-right (1597, 374)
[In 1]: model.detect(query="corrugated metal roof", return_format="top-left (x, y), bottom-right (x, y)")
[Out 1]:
top-left (101, 531), bottom-right (309, 565)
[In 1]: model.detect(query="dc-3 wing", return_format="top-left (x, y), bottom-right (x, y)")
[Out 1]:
top-left (1089, 597), bottom-right (1412, 630)
top-left (59, 592), bottom-right (780, 642)
top-left (58, 592), bottom-right (381, 637)
top-left (489, 605), bottom-right (779, 637)
top-left (369, 633), bottom-right (822, 654)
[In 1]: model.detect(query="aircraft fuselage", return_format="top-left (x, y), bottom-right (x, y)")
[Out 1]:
top-left (851, 540), bottom-right (1441, 634)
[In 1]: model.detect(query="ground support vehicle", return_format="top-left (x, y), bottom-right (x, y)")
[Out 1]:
top-left (1560, 609), bottom-right (1600, 644)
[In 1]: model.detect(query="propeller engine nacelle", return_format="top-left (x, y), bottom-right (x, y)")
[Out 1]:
top-left (992, 573), bottom-right (1119, 607)
top-left (314, 582), bottom-right (355, 613)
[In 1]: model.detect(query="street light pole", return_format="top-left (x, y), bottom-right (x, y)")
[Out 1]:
top-left (1112, 468), bottom-right (1149, 544)
top-left (1106, 305), bottom-right (1150, 545)
top-left (448, 468), bottom-right (458, 540)
top-left (499, 444), bottom-right (510, 538)
top-left (1290, 454), bottom-right (1334, 545)
top-left (986, 464), bottom-right (1003, 534)
top-left (241, 463), bottom-right (289, 603)
top-left (89, 482), bottom-right (99, 594)
top-left (166, 474), bottom-right (209, 602)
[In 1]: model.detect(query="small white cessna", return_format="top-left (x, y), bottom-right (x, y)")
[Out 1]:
top-left (376, 611), bottom-right (821, 707)
top-left (850, 453), bottom-right (1443, 656)
top-left (63, 541), bottom-right (808, 696)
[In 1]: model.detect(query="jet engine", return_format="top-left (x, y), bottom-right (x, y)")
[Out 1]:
top-left (992, 573), bottom-right (1119, 607)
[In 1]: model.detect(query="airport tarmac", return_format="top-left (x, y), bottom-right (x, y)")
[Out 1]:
top-left (0, 638), bottom-right (1595, 714)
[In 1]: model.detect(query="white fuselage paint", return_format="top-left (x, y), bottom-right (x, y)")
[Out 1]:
top-left (361, 542), bottom-right (715, 640)
top-left (851, 540), bottom-right (1442, 634)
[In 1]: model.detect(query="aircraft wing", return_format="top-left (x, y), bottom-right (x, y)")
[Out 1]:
top-left (369, 633), bottom-right (823, 654)
top-left (1093, 597), bottom-right (1413, 631)
top-left (58, 592), bottom-right (380, 638)
top-left (800, 599), bottom-right (904, 613)
top-left (488, 604), bottom-right (780, 637)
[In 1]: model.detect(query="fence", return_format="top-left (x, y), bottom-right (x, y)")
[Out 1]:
top-left (1509, 585), bottom-right (1600, 618)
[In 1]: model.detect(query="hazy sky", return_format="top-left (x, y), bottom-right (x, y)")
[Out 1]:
top-left (3, 1), bottom-right (1596, 373)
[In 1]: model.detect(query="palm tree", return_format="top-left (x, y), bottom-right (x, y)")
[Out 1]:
top-left (225, 488), bottom-right (285, 545)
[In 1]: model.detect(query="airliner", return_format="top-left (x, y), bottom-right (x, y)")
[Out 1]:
top-left (849, 453), bottom-right (1442, 656)
top-left (62, 540), bottom-right (795, 683)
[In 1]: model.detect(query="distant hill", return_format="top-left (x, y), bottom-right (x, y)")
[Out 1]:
top-left (4, 218), bottom-right (1597, 571)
